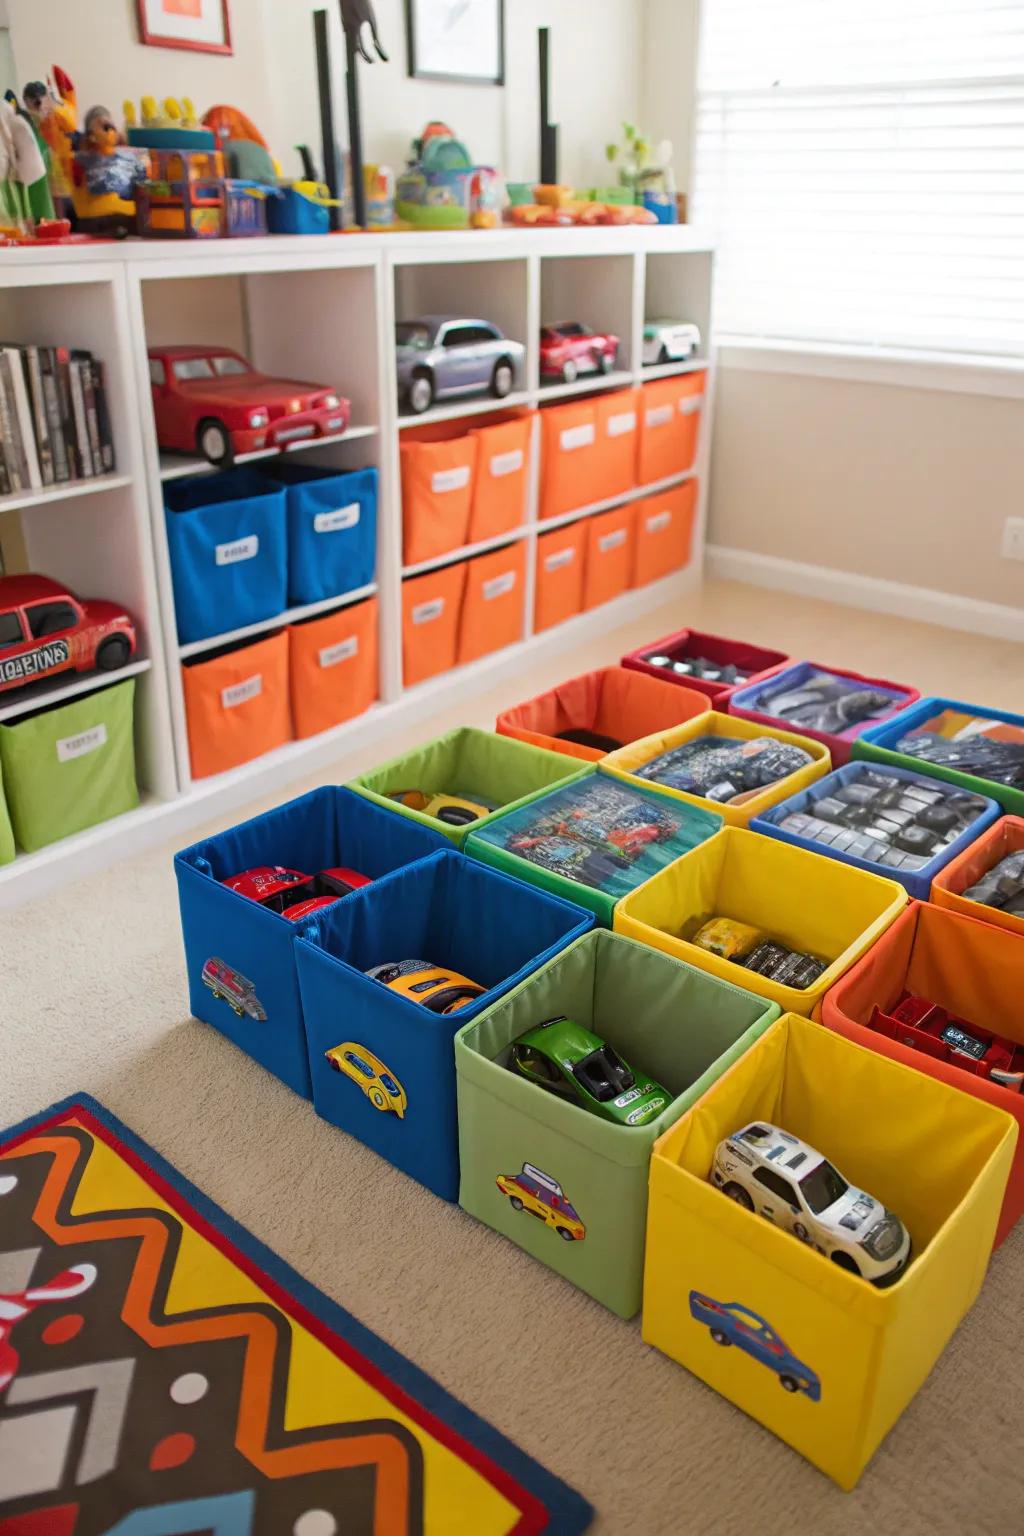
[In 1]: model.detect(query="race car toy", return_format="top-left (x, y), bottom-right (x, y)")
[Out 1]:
top-left (389, 790), bottom-right (493, 827)
top-left (224, 865), bottom-right (370, 921)
top-left (366, 959), bottom-right (485, 1014)
top-left (539, 322), bottom-right (619, 383)
top-left (711, 1122), bottom-right (912, 1285)
top-left (0, 574), bottom-right (136, 693)
top-left (509, 1016), bottom-right (670, 1127)
top-left (324, 1042), bottom-right (408, 1117)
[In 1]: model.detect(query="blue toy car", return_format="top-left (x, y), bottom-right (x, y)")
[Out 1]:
top-left (689, 1290), bottom-right (821, 1400)
top-left (396, 316), bottom-right (526, 414)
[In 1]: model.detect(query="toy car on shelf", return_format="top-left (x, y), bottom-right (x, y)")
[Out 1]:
top-left (539, 322), bottom-right (620, 384)
top-left (869, 995), bottom-right (1024, 1091)
top-left (389, 789), bottom-right (493, 826)
top-left (711, 1122), bottom-right (912, 1285)
top-left (201, 957), bottom-right (267, 1022)
top-left (366, 959), bottom-right (485, 1014)
top-left (395, 317), bottom-right (525, 416)
top-left (689, 1293), bottom-right (821, 1400)
top-left (496, 1162), bottom-right (586, 1241)
top-left (509, 1016), bottom-right (670, 1127)
top-left (642, 320), bottom-right (701, 366)
top-left (224, 864), bottom-right (370, 921)
top-left (0, 574), bottom-right (136, 693)
top-left (148, 344), bottom-right (351, 466)
top-left (324, 1042), bottom-right (408, 1117)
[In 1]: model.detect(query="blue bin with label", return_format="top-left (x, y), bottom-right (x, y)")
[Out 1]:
top-left (295, 849), bottom-right (595, 1200)
top-left (262, 462), bottom-right (378, 606)
top-left (164, 468), bottom-right (288, 643)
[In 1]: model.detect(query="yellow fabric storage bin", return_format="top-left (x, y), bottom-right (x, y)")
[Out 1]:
top-left (602, 712), bottom-right (831, 828)
top-left (615, 827), bottom-right (908, 1016)
top-left (643, 1013), bottom-right (1016, 1489)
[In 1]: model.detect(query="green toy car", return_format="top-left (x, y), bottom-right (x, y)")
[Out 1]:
top-left (509, 1016), bottom-right (670, 1127)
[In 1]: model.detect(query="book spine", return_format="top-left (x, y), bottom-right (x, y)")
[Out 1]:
top-left (0, 440), bottom-right (10, 497)
top-left (25, 346), bottom-right (54, 486)
top-left (0, 355), bottom-right (26, 492)
top-left (90, 360), bottom-right (115, 473)
top-left (78, 355), bottom-right (103, 477)
top-left (3, 348), bottom-right (42, 490)
top-left (68, 358), bottom-right (93, 479)
top-left (41, 349), bottom-right (69, 483)
top-left (55, 347), bottom-right (79, 480)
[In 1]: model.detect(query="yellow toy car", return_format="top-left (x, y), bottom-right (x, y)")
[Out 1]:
top-left (366, 959), bottom-right (484, 1014)
top-left (324, 1042), bottom-right (408, 1118)
top-left (389, 789), bottom-right (492, 827)
top-left (496, 1162), bottom-right (586, 1242)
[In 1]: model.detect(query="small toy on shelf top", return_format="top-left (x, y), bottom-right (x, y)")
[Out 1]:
top-left (23, 70), bottom-right (76, 218)
top-left (643, 320), bottom-right (701, 366)
top-left (396, 122), bottom-right (500, 230)
top-left (395, 317), bottom-right (525, 416)
top-left (606, 121), bottom-right (678, 224)
top-left (539, 322), bottom-right (619, 384)
top-left (71, 102), bottom-right (148, 236)
top-left (0, 574), bottom-right (136, 694)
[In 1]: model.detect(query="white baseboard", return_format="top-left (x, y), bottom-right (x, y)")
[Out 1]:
top-left (706, 546), bottom-right (1024, 644)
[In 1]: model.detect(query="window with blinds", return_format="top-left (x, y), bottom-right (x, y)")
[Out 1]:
top-left (692, 0), bottom-right (1024, 358)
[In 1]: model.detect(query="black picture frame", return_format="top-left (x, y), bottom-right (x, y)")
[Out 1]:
top-left (405, 0), bottom-right (506, 86)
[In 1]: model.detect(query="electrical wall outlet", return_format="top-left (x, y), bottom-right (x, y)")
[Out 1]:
top-left (1002, 517), bottom-right (1024, 562)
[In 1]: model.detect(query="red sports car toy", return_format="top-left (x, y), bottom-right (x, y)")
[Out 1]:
top-left (224, 865), bottom-right (371, 921)
top-left (539, 322), bottom-right (620, 384)
top-left (0, 574), bottom-right (136, 694)
top-left (148, 345), bottom-right (351, 466)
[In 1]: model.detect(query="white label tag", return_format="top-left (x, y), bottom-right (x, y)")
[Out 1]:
top-left (606, 410), bottom-right (637, 439)
top-left (599, 529), bottom-right (627, 554)
top-left (314, 502), bottom-right (360, 534)
top-left (412, 598), bottom-right (444, 625)
top-left (646, 510), bottom-right (673, 533)
top-left (560, 424), bottom-right (595, 452)
top-left (544, 548), bottom-right (575, 572)
top-left (679, 397), bottom-right (702, 416)
top-left (482, 571), bottom-right (517, 601)
top-left (215, 534), bottom-right (259, 566)
top-left (431, 466), bottom-right (471, 494)
top-left (646, 405), bottom-right (673, 430)
top-left (221, 674), bottom-right (263, 709)
top-left (489, 448), bottom-right (524, 478)
top-left (56, 722), bottom-right (107, 763)
top-left (319, 635), bottom-right (358, 668)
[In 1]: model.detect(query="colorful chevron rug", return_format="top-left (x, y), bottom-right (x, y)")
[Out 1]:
top-left (0, 1095), bottom-right (592, 1535)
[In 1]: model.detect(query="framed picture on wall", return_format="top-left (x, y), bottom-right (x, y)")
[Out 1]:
top-left (406, 0), bottom-right (505, 85)
top-left (137, 0), bottom-right (232, 55)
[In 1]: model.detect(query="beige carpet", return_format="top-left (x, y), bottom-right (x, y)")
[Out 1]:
top-left (3, 578), bottom-right (1023, 1535)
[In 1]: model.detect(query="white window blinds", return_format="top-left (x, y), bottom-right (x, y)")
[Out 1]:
top-left (692, 0), bottom-right (1024, 357)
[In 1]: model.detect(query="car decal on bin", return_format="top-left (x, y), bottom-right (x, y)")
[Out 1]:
top-left (201, 958), bottom-right (267, 1023)
top-left (324, 1042), bottom-right (408, 1118)
top-left (496, 1162), bottom-right (586, 1242)
top-left (689, 1290), bottom-right (821, 1401)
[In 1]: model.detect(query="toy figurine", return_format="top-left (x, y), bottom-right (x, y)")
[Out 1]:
top-left (71, 104), bottom-right (147, 235)
top-left (23, 70), bottom-right (76, 218)
top-left (0, 98), bottom-right (48, 234)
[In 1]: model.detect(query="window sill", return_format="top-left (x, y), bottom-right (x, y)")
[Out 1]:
top-left (716, 337), bottom-right (1024, 400)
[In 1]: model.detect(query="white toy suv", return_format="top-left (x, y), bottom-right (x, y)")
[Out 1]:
top-left (642, 320), bottom-right (701, 366)
top-left (710, 1122), bottom-right (911, 1286)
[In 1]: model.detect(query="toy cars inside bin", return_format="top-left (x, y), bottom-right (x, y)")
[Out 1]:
top-left (174, 786), bottom-right (447, 1099)
top-left (750, 762), bottom-right (1000, 900)
top-left (295, 849), bottom-right (594, 1200)
top-left (400, 427), bottom-right (478, 565)
top-left (820, 901), bottom-right (1024, 1246)
top-left (288, 595), bottom-right (378, 740)
top-left (602, 711), bottom-right (831, 828)
top-left (643, 1012), bottom-right (1016, 1489)
top-left (455, 929), bottom-right (779, 1317)
top-left (182, 630), bottom-right (291, 780)
top-left (854, 696), bottom-right (1024, 816)
top-left (614, 826), bottom-right (908, 1015)
top-left (457, 541), bottom-right (526, 665)
top-left (401, 562), bottom-right (465, 687)
top-left (0, 678), bottom-right (138, 852)
top-left (467, 413), bottom-right (533, 542)
top-left (633, 481), bottom-right (697, 587)
top-left (729, 662), bottom-right (920, 767)
top-left (534, 523), bottom-right (587, 633)
top-left (349, 726), bottom-right (585, 848)
top-left (932, 814), bottom-right (1024, 939)
top-left (496, 665), bottom-right (709, 764)
top-left (467, 769), bottom-right (722, 926)
top-left (262, 462), bottom-right (377, 607)
top-left (164, 467), bottom-right (288, 644)
top-left (583, 503), bottom-right (635, 611)
top-left (622, 628), bottom-right (790, 707)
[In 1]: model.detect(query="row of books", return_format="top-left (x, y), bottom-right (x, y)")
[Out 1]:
top-left (0, 345), bottom-right (116, 496)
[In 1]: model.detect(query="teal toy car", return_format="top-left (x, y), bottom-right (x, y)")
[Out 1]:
top-left (509, 1016), bottom-right (670, 1127)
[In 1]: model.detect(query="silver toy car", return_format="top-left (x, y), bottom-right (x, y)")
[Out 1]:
top-left (710, 1122), bottom-right (911, 1285)
top-left (396, 316), bottom-right (526, 415)
top-left (642, 319), bottom-right (701, 366)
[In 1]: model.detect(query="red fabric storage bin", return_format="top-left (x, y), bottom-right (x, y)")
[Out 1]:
top-left (496, 665), bottom-right (710, 763)
top-left (289, 595), bottom-right (378, 739)
top-left (638, 372), bottom-right (706, 485)
top-left (458, 542), bottom-right (527, 665)
top-left (583, 504), bottom-right (635, 611)
top-left (595, 388), bottom-right (641, 500)
top-left (534, 523), bottom-right (587, 634)
top-left (622, 628), bottom-right (790, 708)
top-left (633, 481), bottom-right (697, 587)
top-left (401, 561), bottom-right (466, 688)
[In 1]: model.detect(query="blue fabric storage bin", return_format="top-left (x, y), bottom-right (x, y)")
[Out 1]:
top-left (749, 761), bottom-right (1001, 899)
top-left (174, 786), bottom-right (447, 1099)
top-left (854, 695), bottom-right (1024, 816)
top-left (295, 848), bottom-right (595, 1201)
top-left (263, 462), bottom-right (378, 607)
top-left (165, 467), bottom-right (288, 644)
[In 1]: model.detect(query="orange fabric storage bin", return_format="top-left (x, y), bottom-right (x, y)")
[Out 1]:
top-left (401, 561), bottom-right (466, 688)
top-left (539, 398), bottom-right (602, 521)
top-left (458, 542), bottom-right (527, 666)
top-left (595, 388), bottom-right (641, 500)
top-left (400, 428), bottom-right (478, 566)
top-left (820, 900), bottom-right (1024, 1247)
top-left (183, 630), bottom-right (291, 780)
top-left (467, 413), bottom-right (533, 542)
top-left (638, 372), bottom-right (706, 486)
top-left (584, 503), bottom-right (636, 611)
top-left (931, 815), bottom-right (1024, 939)
top-left (289, 595), bottom-right (378, 740)
top-left (534, 523), bottom-right (587, 634)
top-left (496, 665), bottom-right (710, 763)
top-left (633, 480), bottom-right (698, 586)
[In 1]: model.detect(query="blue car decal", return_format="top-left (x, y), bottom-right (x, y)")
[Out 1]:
top-left (689, 1290), bottom-right (821, 1402)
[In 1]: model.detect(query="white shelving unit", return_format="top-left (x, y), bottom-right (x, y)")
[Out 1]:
top-left (0, 227), bottom-right (714, 909)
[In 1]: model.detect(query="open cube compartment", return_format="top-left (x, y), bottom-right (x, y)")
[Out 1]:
top-left (174, 786), bottom-right (447, 1098)
top-left (295, 849), bottom-right (594, 1200)
top-left (496, 666), bottom-right (710, 764)
top-left (821, 901), bottom-right (1024, 1245)
top-left (455, 929), bottom-right (779, 1317)
top-left (728, 662), bottom-right (920, 766)
top-left (855, 695), bottom-right (1024, 816)
top-left (932, 814), bottom-right (1024, 938)
top-left (622, 628), bottom-right (790, 707)
top-left (643, 1013), bottom-right (1016, 1488)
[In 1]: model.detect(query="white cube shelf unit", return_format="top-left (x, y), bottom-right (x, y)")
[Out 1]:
top-left (0, 226), bottom-right (714, 908)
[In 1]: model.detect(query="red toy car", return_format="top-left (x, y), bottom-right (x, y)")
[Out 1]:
top-left (224, 865), bottom-right (370, 922)
top-left (0, 574), bottom-right (136, 693)
top-left (539, 323), bottom-right (620, 384)
top-left (148, 345), bottom-right (351, 467)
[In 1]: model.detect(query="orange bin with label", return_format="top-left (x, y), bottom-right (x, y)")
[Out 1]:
top-left (467, 413), bottom-right (533, 542)
top-left (595, 388), bottom-right (641, 500)
top-left (539, 398), bottom-right (603, 521)
top-left (400, 425), bottom-right (479, 566)
top-left (633, 480), bottom-right (698, 586)
top-left (534, 522), bottom-right (587, 633)
top-left (289, 595), bottom-right (379, 740)
top-left (638, 372), bottom-right (706, 485)
top-left (401, 561), bottom-right (466, 688)
top-left (458, 542), bottom-right (527, 666)
top-left (182, 630), bottom-right (292, 780)
top-left (584, 503), bottom-right (636, 610)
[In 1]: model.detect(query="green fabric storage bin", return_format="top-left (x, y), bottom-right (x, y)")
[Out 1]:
top-left (348, 726), bottom-right (586, 848)
top-left (0, 751), bottom-right (14, 865)
top-left (455, 929), bottom-right (780, 1318)
top-left (0, 679), bottom-right (139, 851)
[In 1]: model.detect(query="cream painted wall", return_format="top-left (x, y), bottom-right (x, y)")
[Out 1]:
top-left (640, 0), bottom-right (699, 196)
